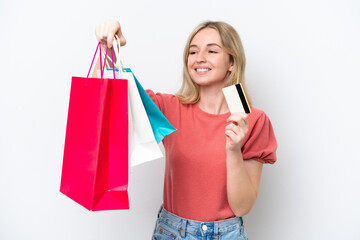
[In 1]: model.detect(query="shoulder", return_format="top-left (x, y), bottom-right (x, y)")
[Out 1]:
top-left (242, 107), bottom-right (277, 164)
top-left (248, 108), bottom-right (267, 124)
top-left (246, 107), bottom-right (275, 137)
top-left (249, 107), bottom-right (264, 117)
top-left (146, 90), bottom-right (182, 112)
top-left (146, 90), bottom-right (178, 102)
top-left (159, 92), bottom-right (179, 103)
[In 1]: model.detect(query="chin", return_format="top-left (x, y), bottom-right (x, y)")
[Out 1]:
top-left (193, 79), bottom-right (224, 87)
top-left (193, 80), bottom-right (210, 86)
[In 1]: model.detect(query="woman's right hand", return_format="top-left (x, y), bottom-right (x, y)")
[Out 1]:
top-left (95, 19), bottom-right (126, 48)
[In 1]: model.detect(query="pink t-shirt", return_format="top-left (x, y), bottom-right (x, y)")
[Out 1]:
top-left (147, 90), bottom-right (277, 221)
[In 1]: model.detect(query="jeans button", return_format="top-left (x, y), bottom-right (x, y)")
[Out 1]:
top-left (202, 225), bottom-right (208, 231)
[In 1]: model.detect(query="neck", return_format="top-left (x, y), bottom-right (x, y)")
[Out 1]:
top-left (197, 85), bottom-right (229, 115)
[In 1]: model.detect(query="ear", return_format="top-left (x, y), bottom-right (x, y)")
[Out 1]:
top-left (228, 62), bottom-right (234, 72)
top-left (228, 55), bottom-right (234, 72)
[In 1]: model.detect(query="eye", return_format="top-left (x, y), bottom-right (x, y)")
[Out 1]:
top-left (189, 51), bottom-right (197, 55)
top-left (209, 50), bottom-right (217, 54)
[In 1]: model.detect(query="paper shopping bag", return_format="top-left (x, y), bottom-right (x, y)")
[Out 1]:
top-left (103, 36), bottom-right (176, 143)
top-left (101, 68), bottom-right (164, 167)
top-left (123, 68), bottom-right (176, 143)
top-left (100, 37), bottom-right (175, 167)
top-left (60, 44), bottom-right (129, 211)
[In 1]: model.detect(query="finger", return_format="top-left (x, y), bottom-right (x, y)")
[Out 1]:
top-left (225, 129), bottom-right (244, 145)
top-left (225, 125), bottom-right (245, 145)
top-left (98, 22), bottom-right (110, 45)
top-left (100, 22), bottom-right (106, 39)
top-left (106, 23), bottom-right (116, 48)
top-left (225, 122), bottom-right (238, 130)
top-left (227, 113), bottom-right (248, 122)
top-left (107, 21), bottom-right (123, 48)
top-left (225, 129), bottom-right (237, 139)
top-left (226, 121), bottom-right (249, 139)
top-left (117, 32), bottom-right (127, 46)
top-left (97, 23), bottom-right (107, 44)
top-left (227, 112), bottom-right (247, 121)
top-left (96, 25), bottom-right (105, 44)
top-left (227, 116), bottom-right (248, 127)
top-left (225, 123), bottom-right (241, 135)
top-left (238, 118), bottom-right (247, 128)
top-left (100, 22), bottom-right (110, 47)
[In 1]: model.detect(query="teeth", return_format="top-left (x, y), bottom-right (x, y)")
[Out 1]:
top-left (196, 68), bottom-right (210, 72)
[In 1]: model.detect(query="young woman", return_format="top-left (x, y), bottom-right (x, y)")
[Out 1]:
top-left (95, 20), bottom-right (277, 240)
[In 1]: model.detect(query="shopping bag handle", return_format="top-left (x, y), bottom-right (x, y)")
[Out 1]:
top-left (102, 36), bottom-right (124, 75)
top-left (86, 43), bottom-right (116, 83)
top-left (112, 35), bottom-right (124, 73)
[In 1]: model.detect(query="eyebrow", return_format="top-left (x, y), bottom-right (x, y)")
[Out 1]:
top-left (189, 43), bottom-right (222, 49)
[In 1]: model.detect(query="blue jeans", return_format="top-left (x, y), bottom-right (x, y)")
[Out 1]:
top-left (152, 205), bottom-right (248, 240)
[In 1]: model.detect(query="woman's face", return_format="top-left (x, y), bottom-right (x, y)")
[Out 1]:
top-left (187, 28), bottom-right (233, 87)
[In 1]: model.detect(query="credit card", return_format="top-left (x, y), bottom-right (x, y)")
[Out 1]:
top-left (222, 83), bottom-right (251, 114)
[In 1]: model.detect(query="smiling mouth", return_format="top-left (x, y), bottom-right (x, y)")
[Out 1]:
top-left (195, 68), bottom-right (211, 72)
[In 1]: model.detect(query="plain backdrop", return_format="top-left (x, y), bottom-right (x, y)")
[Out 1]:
top-left (1, 0), bottom-right (360, 239)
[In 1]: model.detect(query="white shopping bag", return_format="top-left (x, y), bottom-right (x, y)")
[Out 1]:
top-left (96, 37), bottom-right (163, 167)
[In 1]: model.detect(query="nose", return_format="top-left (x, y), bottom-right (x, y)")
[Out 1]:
top-left (196, 51), bottom-right (206, 63)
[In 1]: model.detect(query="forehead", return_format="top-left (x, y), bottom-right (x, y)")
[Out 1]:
top-left (190, 28), bottom-right (222, 46)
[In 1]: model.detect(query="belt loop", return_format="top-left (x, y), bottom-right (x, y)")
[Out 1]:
top-left (214, 222), bottom-right (219, 236)
top-left (157, 205), bottom-right (163, 218)
top-left (180, 219), bottom-right (187, 238)
top-left (239, 217), bottom-right (243, 226)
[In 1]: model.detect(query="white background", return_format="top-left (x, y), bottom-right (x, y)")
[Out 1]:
top-left (1, 0), bottom-right (360, 239)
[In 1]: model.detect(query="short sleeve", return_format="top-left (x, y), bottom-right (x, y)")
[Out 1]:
top-left (242, 109), bottom-right (277, 164)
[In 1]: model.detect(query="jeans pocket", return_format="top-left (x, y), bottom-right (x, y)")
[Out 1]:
top-left (218, 225), bottom-right (247, 240)
top-left (152, 221), bottom-right (179, 240)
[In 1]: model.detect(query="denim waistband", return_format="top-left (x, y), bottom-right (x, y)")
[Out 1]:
top-left (157, 205), bottom-right (243, 237)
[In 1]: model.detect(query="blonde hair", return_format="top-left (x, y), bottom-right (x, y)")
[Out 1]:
top-left (176, 21), bottom-right (252, 107)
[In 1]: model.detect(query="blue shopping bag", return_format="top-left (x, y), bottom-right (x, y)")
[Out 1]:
top-left (122, 68), bottom-right (176, 143)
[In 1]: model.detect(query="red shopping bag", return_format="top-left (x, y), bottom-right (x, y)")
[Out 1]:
top-left (60, 44), bottom-right (129, 211)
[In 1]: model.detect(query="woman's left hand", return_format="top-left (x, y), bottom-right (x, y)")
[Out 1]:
top-left (225, 112), bottom-right (249, 152)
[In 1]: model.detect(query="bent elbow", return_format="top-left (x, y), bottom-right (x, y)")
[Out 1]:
top-left (229, 191), bottom-right (258, 217)
top-left (233, 207), bottom-right (251, 217)
top-left (231, 199), bottom-right (256, 217)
